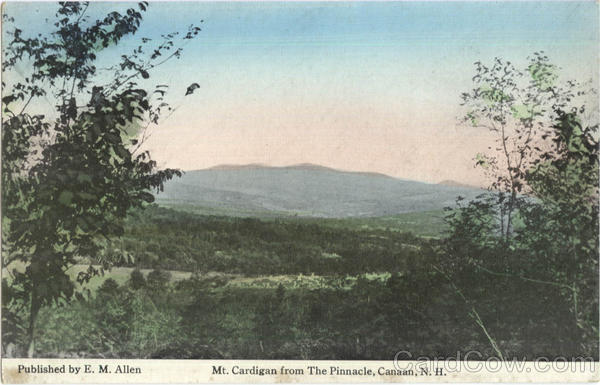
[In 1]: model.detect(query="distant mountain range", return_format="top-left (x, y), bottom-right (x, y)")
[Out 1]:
top-left (155, 164), bottom-right (483, 218)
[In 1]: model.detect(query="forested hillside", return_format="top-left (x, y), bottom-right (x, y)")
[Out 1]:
top-left (116, 205), bottom-right (431, 274)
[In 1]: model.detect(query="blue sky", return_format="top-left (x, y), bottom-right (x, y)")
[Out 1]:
top-left (3, 1), bottom-right (599, 184)
top-left (10, 2), bottom-right (597, 44)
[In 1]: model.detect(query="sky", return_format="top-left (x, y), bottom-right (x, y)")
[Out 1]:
top-left (3, 1), bottom-right (599, 185)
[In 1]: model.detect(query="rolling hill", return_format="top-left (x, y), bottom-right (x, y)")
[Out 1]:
top-left (155, 164), bottom-right (483, 218)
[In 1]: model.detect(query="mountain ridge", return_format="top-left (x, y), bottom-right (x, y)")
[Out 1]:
top-left (204, 163), bottom-right (394, 180)
top-left (157, 164), bottom-right (483, 218)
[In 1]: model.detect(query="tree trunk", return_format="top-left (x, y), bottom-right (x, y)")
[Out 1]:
top-left (505, 190), bottom-right (517, 243)
top-left (500, 202), bottom-right (505, 240)
top-left (27, 286), bottom-right (40, 358)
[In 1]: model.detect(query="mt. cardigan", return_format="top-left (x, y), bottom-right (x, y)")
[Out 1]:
top-left (156, 164), bottom-right (483, 218)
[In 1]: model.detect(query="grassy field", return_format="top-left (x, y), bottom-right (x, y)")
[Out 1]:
top-left (3, 261), bottom-right (395, 294)
top-left (2, 262), bottom-right (193, 293)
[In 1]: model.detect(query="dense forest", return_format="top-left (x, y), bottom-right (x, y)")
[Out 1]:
top-left (118, 205), bottom-right (426, 275)
top-left (3, 194), bottom-right (598, 360)
top-left (7, 204), bottom-right (593, 360)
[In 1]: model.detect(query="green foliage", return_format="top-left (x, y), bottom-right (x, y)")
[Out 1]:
top-left (115, 205), bottom-right (424, 275)
top-left (98, 278), bottom-right (120, 296)
top-left (460, 52), bottom-right (594, 241)
top-left (35, 278), bottom-right (181, 358)
top-left (26, 266), bottom-right (594, 359)
top-left (7, 196), bottom-right (597, 359)
top-left (161, 203), bottom-right (449, 238)
top-left (1, 2), bottom-right (201, 356)
top-left (444, 53), bottom-right (599, 358)
top-left (129, 269), bottom-right (146, 290)
top-left (146, 269), bottom-right (171, 290)
top-left (517, 110), bottom-right (599, 347)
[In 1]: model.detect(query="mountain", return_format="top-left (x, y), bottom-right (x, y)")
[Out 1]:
top-left (437, 179), bottom-right (481, 189)
top-left (155, 164), bottom-right (483, 218)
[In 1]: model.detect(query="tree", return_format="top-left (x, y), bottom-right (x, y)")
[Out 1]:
top-left (439, 53), bottom-right (598, 358)
top-left (1, 2), bottom-right (202, 357)
top-left (460, 52), bottom-right (591, 242)
top-left (518, 109), bottom-right (599, 351)
top-left (130, 269), bottom-right (146, 290)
